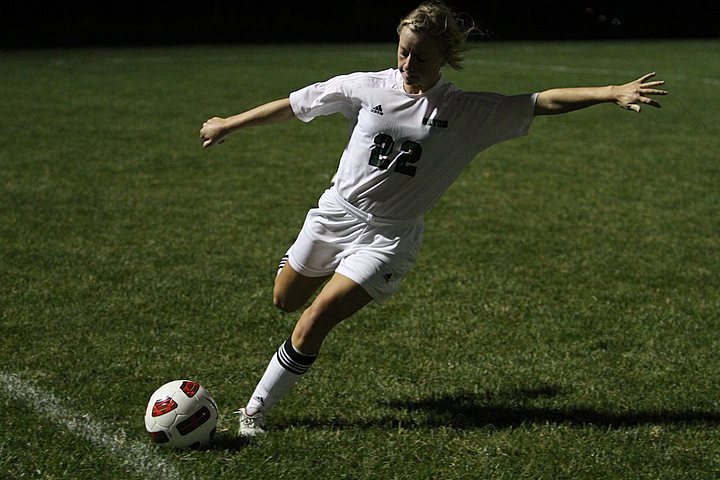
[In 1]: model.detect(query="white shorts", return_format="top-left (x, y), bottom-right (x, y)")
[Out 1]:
top-left (287, 189), bottom-right (424, 303)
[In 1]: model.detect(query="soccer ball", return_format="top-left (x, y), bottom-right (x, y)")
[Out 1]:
top-left (144, 380), bottom-right (218, 448)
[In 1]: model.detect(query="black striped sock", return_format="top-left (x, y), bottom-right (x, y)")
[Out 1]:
top-left (277, 254), bottom-right (289, 276)
top-left (276, 337), bottom-right (317, 375)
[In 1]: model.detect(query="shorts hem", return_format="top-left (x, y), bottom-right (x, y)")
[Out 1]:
top-left (287, 255), bottom-right (335, 278)
top-left (335, 264), bottom-right (388, 305)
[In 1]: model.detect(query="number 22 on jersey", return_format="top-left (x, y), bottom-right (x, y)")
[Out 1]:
top-left (368, 133), bottom-right (422, 177)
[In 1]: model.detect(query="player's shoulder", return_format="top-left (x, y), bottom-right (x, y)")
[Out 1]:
top-left (434, 86), bottom-right (502, 118)
top-left (442, 84), bottom-right (505, 106)
top-left (329, 68), bottom-right (397, 89)
top-left (444, 85), bottom-right (540, 117)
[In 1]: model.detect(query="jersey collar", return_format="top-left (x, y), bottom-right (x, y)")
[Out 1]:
top-left (394, 69), bottom-right (446, 97)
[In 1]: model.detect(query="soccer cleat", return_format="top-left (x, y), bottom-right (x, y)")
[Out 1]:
top-left (235, 408), bottom-right (267, 437)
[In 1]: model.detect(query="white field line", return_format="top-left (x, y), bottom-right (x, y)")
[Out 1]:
top-left (55, 49), bottom-right (720, 86)
top-left (0, 372), bottom-right (181, 480)
top-left (464, 59), bottom-right (720, 85)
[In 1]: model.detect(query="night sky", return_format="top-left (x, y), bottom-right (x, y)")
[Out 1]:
top-left (2, 1), bottom-right (718, 48)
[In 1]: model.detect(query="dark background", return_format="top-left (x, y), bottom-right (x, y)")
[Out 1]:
top-left (2, 1), bottom-right (719, 48)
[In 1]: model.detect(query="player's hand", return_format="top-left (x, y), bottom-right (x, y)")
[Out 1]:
top-left (200, 117), bottom-right (228, 148)
top-left (613, 72), bottom-right (667, 112)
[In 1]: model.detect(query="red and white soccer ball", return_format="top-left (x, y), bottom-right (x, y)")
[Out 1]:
top-left (144, 380), bottom-right (218, 448)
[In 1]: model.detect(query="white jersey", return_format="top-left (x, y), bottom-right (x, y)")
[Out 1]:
top-left (289, 68), bottom-right (537, 221)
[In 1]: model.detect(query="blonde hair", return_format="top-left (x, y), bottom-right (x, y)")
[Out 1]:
top-left (397, 1), bottom-right (480, 70)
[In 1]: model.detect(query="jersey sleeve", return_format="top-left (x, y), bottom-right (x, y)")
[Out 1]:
top-left (478, 93), bottom-right (538, 145)
top-left (289, 74), bottom-right (360, 123)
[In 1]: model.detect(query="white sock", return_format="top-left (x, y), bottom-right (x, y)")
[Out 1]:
top-left (245, 337), bottom-right (317, 415)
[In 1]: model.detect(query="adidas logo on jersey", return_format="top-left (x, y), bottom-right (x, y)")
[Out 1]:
top-left (371, 105), bottom-right (384, 116)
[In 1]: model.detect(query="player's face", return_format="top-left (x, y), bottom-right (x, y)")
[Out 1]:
top-left (397, 27), bottom-right (447, 94)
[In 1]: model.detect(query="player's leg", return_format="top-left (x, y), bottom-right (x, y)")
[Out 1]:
top-left (238, 273), bottom-right (372, 436)
top-left (273, 261), bottom-right (330, 313)
top-left (290, 272), bottom-right (373, 355)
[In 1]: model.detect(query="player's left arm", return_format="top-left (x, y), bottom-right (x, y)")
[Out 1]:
top-left (534, 72), bottom-right (667, 116)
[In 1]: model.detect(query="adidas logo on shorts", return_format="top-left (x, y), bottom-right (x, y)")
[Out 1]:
top-left (371, 105), bottom-right (384, 116)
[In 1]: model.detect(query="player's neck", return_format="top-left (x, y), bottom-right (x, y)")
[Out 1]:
top-left (403, 75), bottom-right (442, 95)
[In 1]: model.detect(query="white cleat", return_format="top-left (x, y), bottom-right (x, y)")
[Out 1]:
top-left (235, 408), bottom-right (267, 437)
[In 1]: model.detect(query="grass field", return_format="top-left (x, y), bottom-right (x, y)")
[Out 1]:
top-left (1, 39), bottom-right (719, 479)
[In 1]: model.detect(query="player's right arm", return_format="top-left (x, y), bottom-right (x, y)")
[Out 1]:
top-left (200, 98), bottom-right (296, 148)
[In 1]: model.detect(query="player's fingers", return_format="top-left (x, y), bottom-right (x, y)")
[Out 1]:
top-left (638, 72), bottom-right (656, 83)
top-left (641, 88), bottom-right (667, 96)
top-left (640, 79), bottom-right (666, 95)
top-left (641, 80), bottom-right (665, 87)
top-left (640, 97), bottom-right (662, 108)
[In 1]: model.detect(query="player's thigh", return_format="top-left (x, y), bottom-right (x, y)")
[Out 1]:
top-left (273, 263), bottom-right (329, 313)
top-left (309, 272), bottom-right (374, 322)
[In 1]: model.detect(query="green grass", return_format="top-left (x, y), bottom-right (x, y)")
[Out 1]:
top-left (1, 40), bottom-right (719, 479)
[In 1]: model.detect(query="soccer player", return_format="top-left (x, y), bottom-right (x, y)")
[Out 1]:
top-left (200, 1), bottom-right (667, 436)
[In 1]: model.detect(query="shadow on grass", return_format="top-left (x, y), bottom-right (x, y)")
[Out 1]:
top-left (203, 430), bottom-right (252, 451)
top-left (384, 392), bottom-right (720, 429)
top-left (283, 384), bottom-right (720, 431)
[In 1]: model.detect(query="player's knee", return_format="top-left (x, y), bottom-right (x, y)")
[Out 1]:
top-left (273, 291), bottom-right (301, 313)
top-left (293, 304), bottom-right (336, 344)
top-left (301, 300), bottom-right (342, 331)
